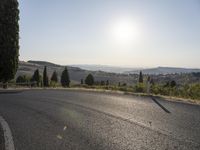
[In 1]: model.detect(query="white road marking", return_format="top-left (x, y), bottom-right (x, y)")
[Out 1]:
top-left (0, 116), bottom-right (15, 150)
top-left (63, 126), bottom-right (67, 131)
top-left (56, 134), bottom-right (63, 140)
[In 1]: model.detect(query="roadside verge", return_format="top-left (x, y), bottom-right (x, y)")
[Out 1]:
top-left (0, 87), bottom-right (199, 105)
top-left (0, 123), bottom-right (5, 150)
top-left (0, 116), bottom-right (15, 150)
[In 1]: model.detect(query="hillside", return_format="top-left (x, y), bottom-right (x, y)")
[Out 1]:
top-left (17, 61), bottom-right (137, 85)
top-left (70, 64), bottom-right (140, 74)
top-left (16, 61), bottom-right (200, 85)
top-left (124, 67), bottom-right (200, 75)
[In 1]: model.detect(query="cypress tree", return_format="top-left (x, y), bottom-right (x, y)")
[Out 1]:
top-left (81, 79), bottom-right (84, 84)
top-left (51, 71), bottom-right (58, 83)
top-left (61, 67), bottom-right (70, 87)
top-left (31, 69), bottom-right (40, 86)
top-left (43, 66), bottom-right (49, 87)
top-left (139, 71), bottom-right (143, 83)
top-left (0, 0), bottom-right (20, 85)
top-left (85, 74), bottom-right (94, 86)
top-left (106, 80), bottom-right (109, 86)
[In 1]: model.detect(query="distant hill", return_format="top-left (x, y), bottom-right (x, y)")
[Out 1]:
top-left (17, 61), bottom-right (137, 85)
top-left (16, 61), bottom-right (200, 85)
top-left (70, 64), bottom-right (140, 74)
top-left (124, 67), bottom-right (200, 75)
top-left (28, 60), bottom-right (62, 67)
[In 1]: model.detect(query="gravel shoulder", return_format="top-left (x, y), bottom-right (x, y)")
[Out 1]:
top-left (0, 87), bottom-right (199, 106)
top-left (0, 124), bottom-right (5, 150)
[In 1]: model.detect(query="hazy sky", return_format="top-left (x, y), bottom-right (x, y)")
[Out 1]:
top-left (19, 0), bottom-right (200, 68)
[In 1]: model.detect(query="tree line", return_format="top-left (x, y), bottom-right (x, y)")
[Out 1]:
top-left (16, 66), bottom-right (97, 87)
top-left (16, 66), bottom-right (70, 87)
top-left (0, 1), bottom-right (199, 100)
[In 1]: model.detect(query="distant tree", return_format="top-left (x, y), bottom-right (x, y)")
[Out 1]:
top-left (192, 72), bottom-right (200, 77)
top-left (118, 82), bottom-right (121, 87)
top-left (16, 75), bottom-right (27, 83)
top-left (164, 81), bottom-right (170, 87)
top-left (170, 80), bottom-right (176, 87)
top-left (100, 80), bottom-right (105, 86)
top-left (85, 74), bottom-right (94, 86)
top-left (122, 83), bottom-right (127, 86)
top-left (150, 78), bottom-right (154, 85)
top-left (31, 69), bottom-right (40, 86)
top-left (81, 79), bottom-right (84, 84)
top-left (51, 71), bottom-right (58, 83)
top-left (0, 0), bottom-right (19, 87)
top-left (139, 71), bottom-right (143, 83)
top-left (106, 80), bottom-right (109, 86)
top-left (61, 67), bottom-right (70, 87)
top-left (94, 81), bottom-right (100, 85)
top-left (43, 66), bottom-right (49, 87)
top-left (147, 76), bottom-right (151, 82)
top-left (134, 83), bottom-right (145, 93)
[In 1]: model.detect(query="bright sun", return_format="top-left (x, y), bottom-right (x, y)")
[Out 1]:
top-left (112, 18), bottom-right (140, 45)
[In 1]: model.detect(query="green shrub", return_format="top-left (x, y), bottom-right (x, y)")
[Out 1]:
top-left (134, 83), bottom-right (145, 93)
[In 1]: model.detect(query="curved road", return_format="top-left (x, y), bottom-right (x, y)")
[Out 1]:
top-left (0, 89), bottom-right (200, 150)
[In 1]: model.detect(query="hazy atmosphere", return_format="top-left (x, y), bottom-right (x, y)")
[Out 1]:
top-left (1, 1), bottom-right (200, 150)
top-left (19, 0), bottom-right (200, 68)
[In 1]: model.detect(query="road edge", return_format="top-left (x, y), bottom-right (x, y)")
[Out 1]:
top-left (0, 87), bottom-right (200, 106)
top-left (0, 116), bottom-right (15, 150)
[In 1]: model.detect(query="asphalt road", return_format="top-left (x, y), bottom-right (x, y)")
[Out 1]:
top-left (0, 89), bottom-right (200, 150)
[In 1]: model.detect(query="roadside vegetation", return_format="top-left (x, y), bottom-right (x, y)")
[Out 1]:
top-left (0, 1), bottom-right (199, 102)
top-left (5, 66), bottom-right (200, 101)
top-left (0, 0), bottom-right (19, 88)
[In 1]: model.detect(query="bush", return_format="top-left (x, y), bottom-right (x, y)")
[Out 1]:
top-left (85, 74), bottom-right (94, 86)
top-left (16, 75), bottom-right (27, 83)
top-left (134, 83), bottom-right (145, 93)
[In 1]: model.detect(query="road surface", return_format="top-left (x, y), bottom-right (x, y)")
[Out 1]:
top-left (0, 89), bottom-right (200, 150)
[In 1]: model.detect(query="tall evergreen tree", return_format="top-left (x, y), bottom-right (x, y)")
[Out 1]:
top-left (85, 74), bottom-right (94, 86)
top-left (31, 69), bottom-right (40, 86)
top-left (51, 71), bottom-right (58, 83)
top-left (0, 0), bottom-right (19, 85)
top-left (139, 71), bottom-right (143, 83)
top-left (61, 67), bottom-right (70, 87)
top-left (81, 79), bottom-right (84, 84)
top-left (106, 80), bottom-right (109, 86)
top-left (43, 66), bottom-right (49, 87)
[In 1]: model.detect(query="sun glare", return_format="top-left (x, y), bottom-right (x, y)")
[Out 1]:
top-left (111, 18), bottom-right (140, 45)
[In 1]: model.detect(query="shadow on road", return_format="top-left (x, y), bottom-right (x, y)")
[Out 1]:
top-left (151, 97), bottom-right (171, 113)
top-left (0, 90), bottom-right (23, 94)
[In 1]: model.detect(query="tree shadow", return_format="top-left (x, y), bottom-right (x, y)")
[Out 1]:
top-left (151, 96), bottom-right (171, 113)
top-left (0, 90), bottom-right (23, 94)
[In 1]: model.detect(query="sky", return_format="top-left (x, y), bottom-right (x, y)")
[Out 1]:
top-left (19, 0), bottom-right (200, 68)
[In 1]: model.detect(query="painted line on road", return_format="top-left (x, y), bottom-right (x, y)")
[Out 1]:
top-left (0, 116), bottom-right (15, 150)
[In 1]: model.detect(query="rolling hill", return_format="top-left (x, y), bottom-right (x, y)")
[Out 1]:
top-left (124, 67), bottom-right (200, 75)
top-left (17, 61), bottom-right (137, 85)
top-left (16, 61), bottom-right (200, 85)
